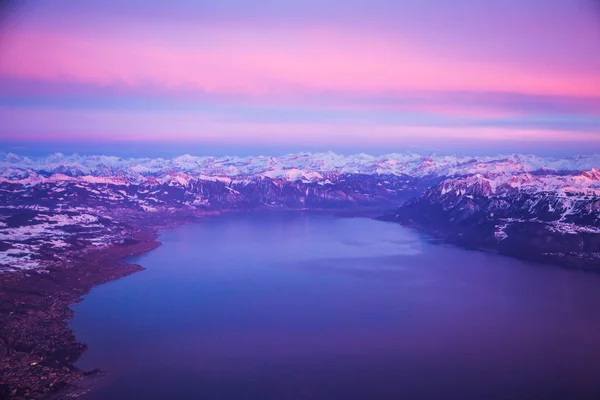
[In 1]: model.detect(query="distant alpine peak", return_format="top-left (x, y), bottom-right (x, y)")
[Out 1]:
top-left (1, 152), bottom-right (599, 185)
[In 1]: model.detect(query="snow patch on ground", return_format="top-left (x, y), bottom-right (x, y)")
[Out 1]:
top-left (547, 222), bottom-right (600, 235)
top-left (0, 248), bottom-right (40, 271)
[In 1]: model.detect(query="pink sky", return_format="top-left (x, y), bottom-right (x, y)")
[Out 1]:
top-left (0, 0), bottom-right (599, 155)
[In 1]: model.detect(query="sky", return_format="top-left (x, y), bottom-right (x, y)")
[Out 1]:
top-left (0, 0), bottom-right (599, 157)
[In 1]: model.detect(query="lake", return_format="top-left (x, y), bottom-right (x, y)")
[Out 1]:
top-left (70, 212), bottom-right (600, 399)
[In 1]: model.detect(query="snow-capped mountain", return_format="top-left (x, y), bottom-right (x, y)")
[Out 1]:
top-left (1, 151), bottom-right (600, 272)
top-left (405, 169), bottom-right (600, 225)
top-left (393, 168), bottom-right (600, 269)
top-left (2, 151), bottom-right (600, 184)
top-left (3, 151), bottom-right (598, 215)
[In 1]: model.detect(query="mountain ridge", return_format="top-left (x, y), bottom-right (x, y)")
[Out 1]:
top-left (1, 151), bottom-right (599, 272)
top-left (3, 151), bottom-right (600, 183)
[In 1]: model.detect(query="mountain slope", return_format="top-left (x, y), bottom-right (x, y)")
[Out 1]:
top-left (393, 170), bottom-right (600, 269)
top-left (2, 151), bottom-right (600, 272)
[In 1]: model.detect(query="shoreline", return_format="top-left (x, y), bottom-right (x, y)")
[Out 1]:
top-left (0, 207), bottom-right (378, 399)
top-left (3, 207), bottom-right (598, 398)
top-left (1, 208), bottom-right (296, 399)
top-left (53, 229), bottom-right (164, 399)
top-left (382, 217), bottom-right (600, 272)
top-left (0, 224), bottom-right (165, 399)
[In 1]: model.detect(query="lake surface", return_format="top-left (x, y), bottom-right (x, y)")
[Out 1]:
top-left (71, 213), bottom-right (600, 399)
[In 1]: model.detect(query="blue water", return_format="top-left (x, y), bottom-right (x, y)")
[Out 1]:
top-left (71, 213), bottom-right (600, 399)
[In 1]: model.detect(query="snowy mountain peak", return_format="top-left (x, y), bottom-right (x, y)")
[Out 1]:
top-left (0, 152), bottom-right (598, 187)
top-left (582, 169), bottom-right (600, 181)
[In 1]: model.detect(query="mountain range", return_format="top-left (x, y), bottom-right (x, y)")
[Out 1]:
top-left (1, 151), bottom-right (599, 271)
top-left (3, 151), bottom-right (600, 182)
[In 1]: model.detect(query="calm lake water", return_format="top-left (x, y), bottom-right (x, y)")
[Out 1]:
top-left (71, 213), bottom-right (600, 399)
